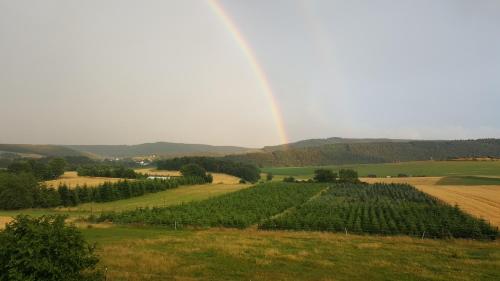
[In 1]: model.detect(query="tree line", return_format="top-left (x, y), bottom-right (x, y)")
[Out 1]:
top-left (6, 158), bottom-right (67, 180)
top-left (156, 156), bottom-right (260, 182)
top-left (76, 164), bottom-right (139, 179)
top-left (0, 171), bottom-right (210, 210)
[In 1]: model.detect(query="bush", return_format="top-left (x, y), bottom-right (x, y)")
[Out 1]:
top-left (397, 173), bottom-right (409, 178)
top-left (0, 215), bottom-right (102, 281)
top-left (338, 169), bottom-right (359, 183)
top-left (180, 163), bottom-right (207, 178)
top-left (283, 176), bottom-right (296, 183)
top-left (313, 169), bottom-right (337, 182)
top-left (266, 173), bottom-right (274, 181)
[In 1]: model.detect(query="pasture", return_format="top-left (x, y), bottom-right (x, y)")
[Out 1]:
top-left (81, 226), bottom-right (500, 281)
top-left (44, 171), bottom-right (123, 188)
top-left (262, 161), bottom-right (500, 178)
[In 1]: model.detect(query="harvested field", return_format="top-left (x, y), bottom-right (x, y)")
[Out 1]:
top-left (44, 171), bottom-right (123, 188)
top-left (362, 177), bottom-right (500, 227)
top-left (0, 216), bottom-right (12, 229)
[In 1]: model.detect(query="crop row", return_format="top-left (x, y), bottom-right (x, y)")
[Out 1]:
top-left (96, 182), bottom-right (325, 228)
top-left (260, 183), bottom-right (498, 240)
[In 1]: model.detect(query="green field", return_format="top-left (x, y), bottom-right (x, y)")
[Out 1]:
top-left (262, 161), bottom-right (500, 178)
top-left (437, 176), bottom-right (500, 186)
top-left (80, 225), bottom-right (500, 281)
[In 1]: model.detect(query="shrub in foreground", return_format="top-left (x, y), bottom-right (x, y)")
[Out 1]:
top-left (0, 215), bottom-right (102, 281)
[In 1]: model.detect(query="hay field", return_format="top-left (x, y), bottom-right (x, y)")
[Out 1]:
top-left (135, 168), bottom-right (241, 184)
top-left (44, 171), bottom-right (123, 188)
top-left (362, 177), bottom-right (500, 227)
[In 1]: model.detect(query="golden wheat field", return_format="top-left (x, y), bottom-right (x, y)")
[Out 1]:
top-left (362, 177), bottom-right (500, 227)
top-left (0, 216), bottom-right (12, 229)
top-left (44, 171), bottom-right (124, 188)
top-left (135, 168), bottom-right (241, 184)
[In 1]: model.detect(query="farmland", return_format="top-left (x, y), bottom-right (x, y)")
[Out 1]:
top-left (261, 183), bottom-right (497, 239)
top-left (97, 182), bottom-right (497, 240)
top-left (135, 168), bottom-right (241, 184)
top-left (45, 171), bottom-right (123, 188)
top-left (362, 177), bottom-right (500, 227)
top-left (262, 161), bottom-right (500, 178)
top-left (97, 182), bottom-right (326, 228)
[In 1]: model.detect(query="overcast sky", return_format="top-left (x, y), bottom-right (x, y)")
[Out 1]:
top-left (1, 0), bottom-right (499, 147)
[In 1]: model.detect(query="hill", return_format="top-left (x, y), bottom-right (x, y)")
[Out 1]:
top-left (226, 139), bottom-right (500, 167)
top-left (66, 142), bottom-right (258, 159)
top-left (0, 144), bottom-right (87, 158)
top-left (263, 137), bottom-right (412, 151)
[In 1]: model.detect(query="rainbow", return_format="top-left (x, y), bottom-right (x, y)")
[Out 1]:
top-left (207, 0), bottom-right (289, 145)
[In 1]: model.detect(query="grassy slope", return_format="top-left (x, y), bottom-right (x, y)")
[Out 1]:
top-left (263, 161), bottom-right (500, 178)
top-left (82, 226), bottom-right (500, 281)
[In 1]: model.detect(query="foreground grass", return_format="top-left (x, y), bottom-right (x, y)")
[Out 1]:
top-left (81, 226), bottom-right (500, 281)
top-left (263, 161), bottom-right (500, 178)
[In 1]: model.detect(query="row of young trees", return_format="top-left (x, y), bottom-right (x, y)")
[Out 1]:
top-left (56, 176), bottom-right (208, 206)
top-left (156, 157), bottom-right (260, 183)
top-left (76, 165), bottom-right (139, 179)
top-left (0, 170), bottom-right (210, 210)
top-left (260, 183), bottom-right (499, 240)
top-left (96, 182), bottom-right (325, 228)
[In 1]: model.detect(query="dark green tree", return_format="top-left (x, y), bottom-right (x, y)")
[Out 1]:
top-left (180, 163), bottom-right (208, 178)
top-left (48, 158), bottom-right (67, 178)
top-left (313, 169), bottom-right (337, 182)
top-left (338, 169), bottom-right (359, 183)
top-left (0, 173), bottom-right (38, 210)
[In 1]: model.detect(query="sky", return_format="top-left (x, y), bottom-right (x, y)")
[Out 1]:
top-left (1, 0), bottom-right (499, 147)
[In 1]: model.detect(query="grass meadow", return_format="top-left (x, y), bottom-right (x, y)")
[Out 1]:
top-left (81, 226), bottom-right (500, 281)
top-left (262, 161), bottom-right (500, 179)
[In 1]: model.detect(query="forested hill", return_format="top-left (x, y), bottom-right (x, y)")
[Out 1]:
top-left (0, 144), bottom-right (87, 158)
top-left (263, 137), bottom-right (412, 152)
top-left (225, 139), bottom-right (500, 167)
top-left (66, 142), bottom-right (258, 158)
